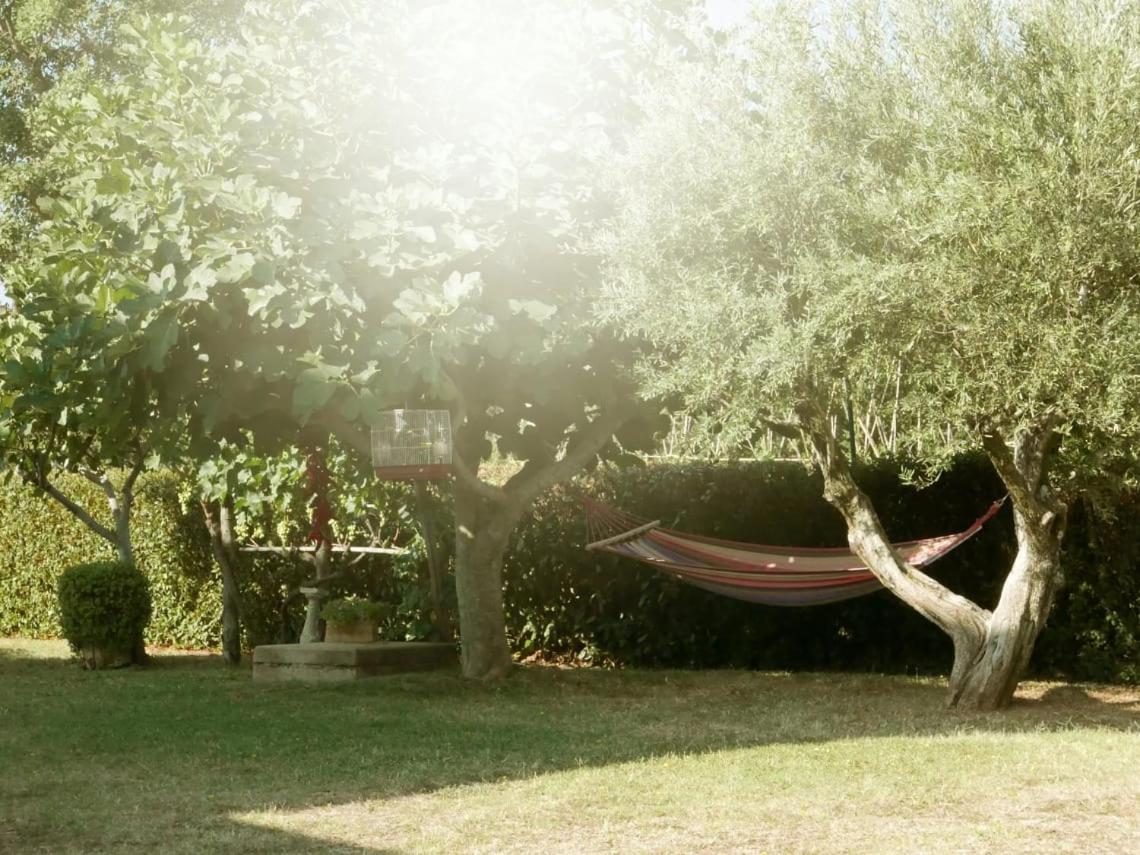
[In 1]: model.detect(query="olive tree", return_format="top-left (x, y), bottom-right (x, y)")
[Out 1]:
top-left (600, 0), bottom-right (1140, 709)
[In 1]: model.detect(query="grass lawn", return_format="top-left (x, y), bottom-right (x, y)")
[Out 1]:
top-left (1, 638), bottom-right (1137, 854)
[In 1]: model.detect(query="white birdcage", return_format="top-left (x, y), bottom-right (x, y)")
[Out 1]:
top-left (371, 409), bottom-right (453, 480)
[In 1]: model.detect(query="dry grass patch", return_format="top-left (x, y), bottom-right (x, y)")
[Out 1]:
top-left (1, 638), bottom-right (1137, 854)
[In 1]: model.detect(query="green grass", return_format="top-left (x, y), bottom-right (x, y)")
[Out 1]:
top-left (1, 638), bottom-right (1137, 854)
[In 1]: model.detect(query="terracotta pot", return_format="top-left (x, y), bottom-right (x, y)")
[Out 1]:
top-left (325, 619), bottom-right (378, 644)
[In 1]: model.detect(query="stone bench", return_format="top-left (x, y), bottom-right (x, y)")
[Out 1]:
top-left (252, 641), bottom-right (457, 683)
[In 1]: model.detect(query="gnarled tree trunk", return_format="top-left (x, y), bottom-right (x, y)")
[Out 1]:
top-left (799, 403), bottom-right (1066, 711)
top-left (946, 500), bottom-right (1064, 708)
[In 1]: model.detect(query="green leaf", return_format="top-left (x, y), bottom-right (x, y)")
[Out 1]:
top-left (271, 192), bottom-right (301, 219)
top-left (442, 271), bottom-right (482, 305)
top-left (292, 366), bottom-right (341, 420)
top-left (217, 253), bottom-right (256, 284)
top-left (250, 260), bottom-right (276, 286)
top-left (142, 313), bottom-right (179, 371)
top-left (154, 239), bottom-right (182, 269)
top-left (183, 265), bottom-right (218, 301)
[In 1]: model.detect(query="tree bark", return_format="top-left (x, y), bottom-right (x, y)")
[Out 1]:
top-left (39, 471), bottom-right (133, 561)
top-left (111, 498), bottom-right (133, 565)
top-left (945, 500), bottom-right (1064, 709)
top-left (453, 481), bottom-right (515, 680)
top-left (797, 401), bottom-right (1066, 711)
top-left (79, 465), bottom-right (139, 565)
top-left (202, 496), bottom-right (243, 665)
top-left (415, 481), bottom-right (453, 641)
top-left (951, 422), bottom-right (1068, 709)
top-left (320, 401), bottom-right (631, 680)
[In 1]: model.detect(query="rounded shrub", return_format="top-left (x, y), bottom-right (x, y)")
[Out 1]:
top-left (57, 560), bottom-right (152, 668)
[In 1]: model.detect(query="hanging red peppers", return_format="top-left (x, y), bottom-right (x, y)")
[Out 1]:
top-left (304, 448), bottom-right (334, 546)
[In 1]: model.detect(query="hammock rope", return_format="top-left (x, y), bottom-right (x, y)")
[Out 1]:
top-left (580, 494), bottom-right (1006, 607)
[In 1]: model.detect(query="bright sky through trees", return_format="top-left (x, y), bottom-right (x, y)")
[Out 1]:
top-left (705, 0), bottom-right (751, 28)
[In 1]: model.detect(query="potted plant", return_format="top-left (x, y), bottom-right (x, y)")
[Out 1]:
top-left (320, 597), bottom-right (391, 644)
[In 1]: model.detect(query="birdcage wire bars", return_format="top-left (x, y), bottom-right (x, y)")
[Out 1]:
top-left (371, 409), bottom-right (453, 480)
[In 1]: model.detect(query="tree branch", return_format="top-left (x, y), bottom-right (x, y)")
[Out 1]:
top-left (981, 419), bottom-right (1066, 537)
top-left (78, 466), bottom-right (118, 503)
top-left (122, 447), bottom-right (148, 497)
top-left (757, 414), bottom-right (801, 442)
top-left (980, 426), bottom-right (1035, 510)
top-left (503, 406), bottom-right (631, 511)
top-left (442, 371), bottom-right (510, 507)
top-left (39, 477), bottom-right (117, 546)
top-left (980, 418), bottom-right (1062, 511)
top-left (795, 398), bottom-right (990, 642)
top-left (451, 445), bottom-right (510, 507)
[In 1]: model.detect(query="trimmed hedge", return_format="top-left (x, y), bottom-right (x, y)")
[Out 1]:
top-left (504, 457), bottom-right (1140, 683)
top-left (57, 560), bottom-right (151, 665)
top-left (0, 470), bottom-right (434, 650)
top-left (0, 471), bottom-right (221, 648)
top-left (1, 458), bottom-right (1136, 681)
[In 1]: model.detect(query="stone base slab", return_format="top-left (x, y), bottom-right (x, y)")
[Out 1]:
top-left (252, 641), bottom-right (457, 683)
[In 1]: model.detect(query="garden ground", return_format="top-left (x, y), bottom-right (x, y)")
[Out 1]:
top-left (1, 638), bottom-right (1137, 854)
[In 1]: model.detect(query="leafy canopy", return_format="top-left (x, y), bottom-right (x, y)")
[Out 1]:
top-left (2, 1), bottom-right (680, 489)
top-left (600, 0), bottom-right (1140, 487)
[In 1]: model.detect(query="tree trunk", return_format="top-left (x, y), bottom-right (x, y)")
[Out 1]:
top-left (414, 481), bottom-right (453, 641)
top-left (202, 497), bottom-right (244, 665)
top-left (946, 500), bottom-right (1064, 709)
top-left (948, 422), bottom-right (1068, 710)
top-left (799, 402), bottom-right (1067, 711)
top-left (36, 465), bottom-right (148, 663)
top-left (112, 483), bottom-right (146, 664)
top-left (453, 482), bottom-right (514, 680)
top-left (111, 497), bottom-right (133, 566)
top-left (201, 497), bottom-right (244, 665)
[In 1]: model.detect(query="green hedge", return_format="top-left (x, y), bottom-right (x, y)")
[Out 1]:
top-left (0, 471), bottom-right (436, 650)
top-left (0, 471), bottom-right (222, 647)
top-left (57, 560), bottom-right (152, 663)
top-left (503, 457), bottom-right (1140, 683)
top-left (1, 459), bottom-right (1136, 682)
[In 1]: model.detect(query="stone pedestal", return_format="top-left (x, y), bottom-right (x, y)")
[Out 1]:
top-left (252, 641), bottom-right (457, 683)
top-left (298, 586), bottom-right (328, 645)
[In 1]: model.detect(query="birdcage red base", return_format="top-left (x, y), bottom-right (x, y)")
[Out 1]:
top-left (373, 465), bottom-right (454, 481)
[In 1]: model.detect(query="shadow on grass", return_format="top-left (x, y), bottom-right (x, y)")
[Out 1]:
top-left (1, 639), bottom-right (1137, 853)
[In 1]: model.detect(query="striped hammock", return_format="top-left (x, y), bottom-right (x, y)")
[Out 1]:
top-left (580, 494), bottom-right (1005, 607)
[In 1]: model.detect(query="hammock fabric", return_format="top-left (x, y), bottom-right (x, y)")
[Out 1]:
top-left (580, 494), bottom-right (1006, 607)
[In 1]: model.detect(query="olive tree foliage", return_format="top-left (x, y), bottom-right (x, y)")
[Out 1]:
top-left (600, 0), bottom-right (1140, 709)
top-left (2, 0), bottom-right (679, 677)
